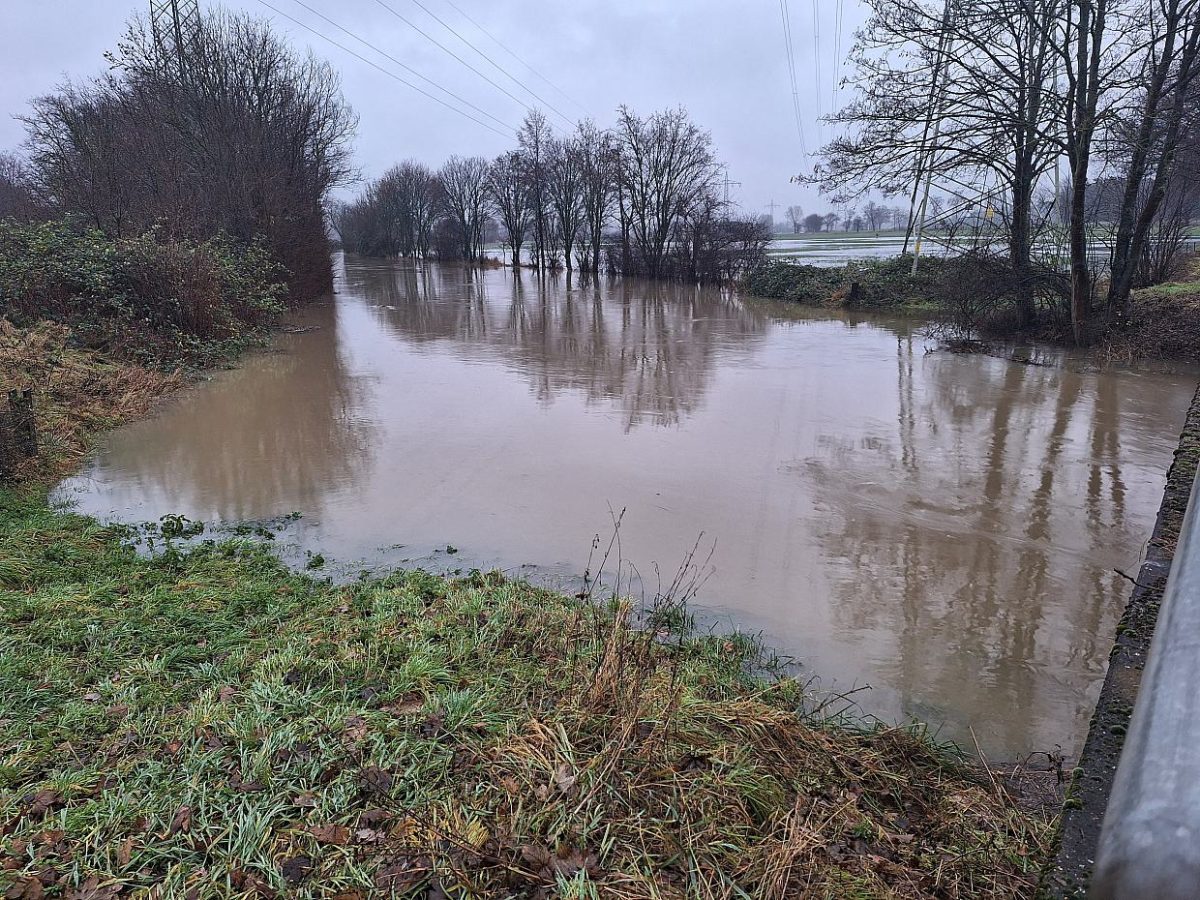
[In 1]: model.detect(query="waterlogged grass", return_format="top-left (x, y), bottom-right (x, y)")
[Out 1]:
top-left (0, 491), bottom-right (1053, 898)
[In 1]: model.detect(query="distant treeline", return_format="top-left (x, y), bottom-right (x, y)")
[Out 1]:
top-left (0, 10), bottom-right (354, 305)
top-left (335, 109), bottom-right (769, 283)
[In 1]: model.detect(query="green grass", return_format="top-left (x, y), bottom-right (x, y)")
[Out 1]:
top-left (0, 486), bottom-right (1054, 898)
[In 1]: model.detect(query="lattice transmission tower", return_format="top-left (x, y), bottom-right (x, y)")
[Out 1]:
top-left (149, 0), bottom-right (201, 73)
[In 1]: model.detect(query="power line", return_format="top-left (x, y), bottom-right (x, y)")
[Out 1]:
top-left (811, 0), bottom-right (823, 144)
top-left (403, 0), bottom-right (575, 127)
top-left (778, 0), bottom-right (808, 156)
top-left (280, 0), bottom-right (514, 133)
top-left (832, 0), bottom-right (844, 110)
top-left (441, 0), bottom-right (590, 118)
top-left (253, 0), bottom-right (513, 139)
top-left (369, 0), bottom-right (547, 125)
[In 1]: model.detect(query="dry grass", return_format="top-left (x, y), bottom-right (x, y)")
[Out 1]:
top-left (0, 319), bottom-right (181, 479)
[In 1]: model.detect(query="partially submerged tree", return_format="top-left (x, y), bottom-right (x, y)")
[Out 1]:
top-left (487, 151), bottom-right (531, 267)
top-left (438, 156), bottom-right (490, 262)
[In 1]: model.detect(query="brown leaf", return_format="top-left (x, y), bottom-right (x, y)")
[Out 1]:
top-left (358, 808), bottom-right (394, 827)
top-left (293, 791), bottom-right (317, 808)
top-left (344, 716), bottom-right (368, 742)
top-left (82, 692), bottom-right (102, 703)
top-left (307, 823), bottom-right (350, 846)
top-left (106, 704), bottom-right (129, 719)
top-left (373, 856), bottom-right (432, 893)
top-left (553, 763), bottom-right (577, 796)
top-left (24, 789), bottom-right (62, 822)
top-left (357, 766), bottom-right (392, 797)
top-left (167, 805), bottom-right (192, 837)
top-left (4, 877), bottom-right (43, 900)
top-left (64, 876), bottom-right (122, 899)
top-left (383, 696), bottom-right (424, 716)
top-left (217, 686), bottom-right (236, 702)
top-left (280, 854), bottom-right (313, 884)
top-left (116, 837), bottom-right (133, 868)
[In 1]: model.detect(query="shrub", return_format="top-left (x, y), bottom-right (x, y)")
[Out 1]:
top-left (0, 220), bottom-right (285, 365)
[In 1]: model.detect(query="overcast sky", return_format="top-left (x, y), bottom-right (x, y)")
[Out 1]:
top-left (1, 0), bottom-right (867, 216)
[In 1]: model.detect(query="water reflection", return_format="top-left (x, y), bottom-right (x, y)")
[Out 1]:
top-left (72, 299), bottom-right (376, 524)
top-left (343, 260), bottom-right (768, 429)
top-left (54, 256), bottom-right (1197, 757)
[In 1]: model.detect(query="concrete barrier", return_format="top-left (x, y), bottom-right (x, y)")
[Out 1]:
top-left (1091, 465), bottom-right (1200, 898)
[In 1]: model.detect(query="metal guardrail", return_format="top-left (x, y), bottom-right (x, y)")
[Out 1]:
top-left (1092, 465), bottom-right (1200, 898)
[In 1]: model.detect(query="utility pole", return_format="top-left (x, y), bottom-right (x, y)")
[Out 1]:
top-left (149, 0), bottom-right (201, 75)
top-left (721, 168), bottom-right (742, 207)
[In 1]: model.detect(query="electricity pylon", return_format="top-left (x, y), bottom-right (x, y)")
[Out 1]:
top-left (149, 0), bottom-right (201, 73)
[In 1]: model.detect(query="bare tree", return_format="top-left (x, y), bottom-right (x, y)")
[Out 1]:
top-left (488, 151), bottom-right (531, 267)
top-left (23, 10), bottom-right (355, 300)
top-left (614, 105), bottom-right (720, 278)
top-left (1105, 0), bottom-right (1200, 314)
top-left (546, 135), bottom-right (585, 270)
top-left (803, 212), bottom-right (826, 232)
top-left (0, 153), bottom-right (43, 221)
top-left (438, 155), bottom-right (490, 261)
top-left (863, 200), bottom-right (889, 231)
top-left (576, 120), bottom-right (617, 274)
top-left (786, 204), bottom-right (805, 233)
top-left (517, 110), bottom-right (554, 270)
top-left (811, 0), bottom-right (1064, 324)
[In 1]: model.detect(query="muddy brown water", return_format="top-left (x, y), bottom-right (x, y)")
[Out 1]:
top-left (55, 255), bottom-right (1198, 757)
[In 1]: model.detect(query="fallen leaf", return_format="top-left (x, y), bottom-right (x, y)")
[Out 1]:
top-left (373, 856), bottom-right (432, 893)
top-left (293, 792), bottom-right (317, 808)
top-left (82, 692), bottom-right (102, 703)
top-left (553, 763), bottom-right (577, 796)
top-left (383, 696), bottom-right (424, 716)
top-left (64, 876), bottom-right (121, 899)
top-left (344, 716), bottom-right (368, 742)
top-left (217, 686), bottom-right (236, 702)
top-left (24, 789), bottom-right (62, 822)
top-left (116, 837), bottom-right (133, 867)
top-left (280, 854), bottom-right (313, 884)
top-left (167, 805), bottom-right (192, 837)
top-left (307, 823), bottom-right (350, 846)
top-left (4, 877), bottom-right (42, 899)
top-left (357, 766), bottom-right (392, 797)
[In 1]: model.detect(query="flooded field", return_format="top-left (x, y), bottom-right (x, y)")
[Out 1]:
top-left (55, 255), bottom-right (1198, 756)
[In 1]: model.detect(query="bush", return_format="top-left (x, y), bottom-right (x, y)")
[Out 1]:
top-left (0, 220), bottom-right (285, 365)
top-left (742, 255), bottom-right (954, 309)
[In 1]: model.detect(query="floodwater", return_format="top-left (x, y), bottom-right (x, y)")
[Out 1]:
top-left (55, 255), bottom-right (1197, 757)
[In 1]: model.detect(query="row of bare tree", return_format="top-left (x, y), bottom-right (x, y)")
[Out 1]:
top-left (7, 11), bottom-right (355, 303)
top-left (336, 108), bottom-right (770, 283)
top-left (814, 0), bottom-right (1200, 342)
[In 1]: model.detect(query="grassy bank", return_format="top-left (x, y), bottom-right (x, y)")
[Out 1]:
top-left (0, 251), bottom-right (1055, 896)
top-left (1097, 273), bottom-right (1200, 364)
top-left (0, 493), bottom-right (1053, 898)
top-left (742, 256), bottom-right (950, 314)
top-left (744, 254), bottom-right (1200, 363)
